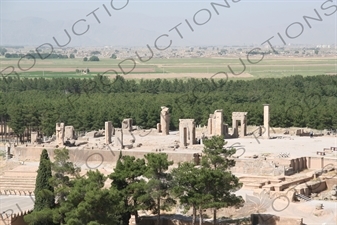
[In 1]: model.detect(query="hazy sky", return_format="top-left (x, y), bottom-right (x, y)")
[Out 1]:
top-left (1, 0), bottom-right (336, 47)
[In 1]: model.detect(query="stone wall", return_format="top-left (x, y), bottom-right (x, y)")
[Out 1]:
top-left (232, 156), bottom-right (337, 176)
top-left (13, 146), bottom-right (194, 165)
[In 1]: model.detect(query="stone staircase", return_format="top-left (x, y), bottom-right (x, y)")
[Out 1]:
top-left (295, 193), bottom-right (311, 201)
top-left (0, 170), bottom-right (36, 195)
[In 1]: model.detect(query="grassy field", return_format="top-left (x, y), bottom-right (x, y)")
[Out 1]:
top-left (0, 56), bottom-right (336, 80)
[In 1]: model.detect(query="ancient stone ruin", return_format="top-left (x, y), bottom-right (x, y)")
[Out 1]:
top-left (232, 112), bottom-right (248, 138)
top-left (179, 119), bottom-right (196, 147)
top-left (122, 118), bottom-right (133, 132)
top-left (207, 109), bottom-right (224, 136)
top-left (263, 104), bottom-right (270, 139)
top-left (159, 106), bottom-right (170, 135)
top-left (55, 122), bottom-right (65, 146)
top-left (105, 121), bottom-right (113, 144)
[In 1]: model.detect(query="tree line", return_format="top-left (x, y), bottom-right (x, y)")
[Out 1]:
top-left (24, 136), bottom-right (243, 225)
top-left (0, 75), bottom-right (336, 140)
top-left (4, 53), bottom-right (72, 59)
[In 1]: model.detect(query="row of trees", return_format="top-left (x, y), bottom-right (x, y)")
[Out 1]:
top-left (4, 53), bottom-right (71, 59)
top-left (25, 136), bottom-right (243, 225)
top-left (83, 56), bottom-right (99, 61)
top-left (0, 75), bottom-right (336, 140)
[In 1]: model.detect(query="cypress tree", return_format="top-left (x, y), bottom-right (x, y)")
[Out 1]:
top-left (24, 149), bottom-right (55, 225)
top-left (34, 149), bottom-right (55, 210)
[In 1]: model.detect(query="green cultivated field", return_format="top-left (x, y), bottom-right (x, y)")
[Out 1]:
top-left (0, 56), bottom-right (336, 79)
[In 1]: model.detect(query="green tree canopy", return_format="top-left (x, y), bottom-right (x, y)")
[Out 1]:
top-left (89, 56), bottom-right (99, 61)
top-left (144, 153), bottom-right (175, 225)
top-left (24, 149), bottom-right (55, 225)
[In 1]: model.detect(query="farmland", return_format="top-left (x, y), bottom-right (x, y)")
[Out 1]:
top-left (0, 56), bottom-right (336, 80)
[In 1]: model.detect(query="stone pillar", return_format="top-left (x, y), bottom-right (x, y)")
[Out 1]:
top-left (263, 104), bottom-right (270, 139)
top-left (232, 119), bottom-right (238, 138)
top-left (31, 132), bottom-right (38, 143)
top-left (160, 107), bottom-right (170, 135)
top-left (105, 121), bottom-right (112, 144)
top-left (208, 117), bottom-right (213, 135)
top-left (214, 110), bottom-right (223, 136)
top-left (190, 126), bottom-right (196, 146)
top-left (157, 123), bottom-right (161, 133)
top-left (179, 121), bottom-right (187, 147)
top-left (240, 119), bottom-right (245, 137)
top-left (114, 128), bottom-right (123, 148)
top-left (56, 123), bottom-right (65, 146)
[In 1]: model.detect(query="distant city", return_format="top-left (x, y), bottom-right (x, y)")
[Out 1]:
top-left (1, 44), bottom-right (336, 60)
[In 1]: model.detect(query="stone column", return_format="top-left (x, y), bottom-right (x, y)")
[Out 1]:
top-left (31, 132), bottom-right (38, 143)
top-left (263, 104), bottom-right (270, 139)
top-left (240, 119), bottom-right (245, 137)
top-left (105, 121), bottom-right (112, 144)
top-left (190, 126), bottom-right (196, 146)
top-left (243, 117), bottom-right (247, 136)
top-left (56, 123), bottom-right (65, 146)
top-left (180, 127), bottom-right (187, 147)
top-left (160, 107), bottom-right (170, 135)
top-left (157, 123), bottom-right (161, 133)
top-left (208, 117), bottom-right (212, 135)
top-left (214, 110), bottom-right (223, 136)
top-left (232, 119), bottom-right (238, 138)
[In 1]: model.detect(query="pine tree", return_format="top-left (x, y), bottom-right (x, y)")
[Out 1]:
top-left (144, 153), bottom-right (175, 225)
top-left (201, 136), bottom-right (244, 225)
top-left (110, 151), bottom-right (153, 225)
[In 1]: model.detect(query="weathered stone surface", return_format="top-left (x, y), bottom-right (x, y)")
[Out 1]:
top-left (65, 126), bottom-right (75, 140)
top-left (179, 119), bottom-right (196, 147)
top-left (105, 121), bottom-right (113, 144)
top-left (232, 112), bottom-right (247, 138)
top-left (160, 106), bottom-right (170, 135)
top-left (56, 123), bottom-right (65, 146)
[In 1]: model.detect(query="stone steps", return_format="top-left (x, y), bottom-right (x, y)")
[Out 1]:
top-left (0, 174), bottom-right (36, 195)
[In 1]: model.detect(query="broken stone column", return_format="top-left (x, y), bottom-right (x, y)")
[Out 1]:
top-left (263, 104), bottom-right (270, 139)
top-left (56, 123), bottom-right (65, 146)
top-left (64, 126), bottom-right (75, 140)
top-left (114, 128), bottom-right (123, 149)
top-left (31, 132), bottom-right (38, 143)
top-left (157, 123), bottom-right (161, 133)
top-left (160, 106), bottom-right (170, 135)
top-left (105, 121), bottom-right (112, 144)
